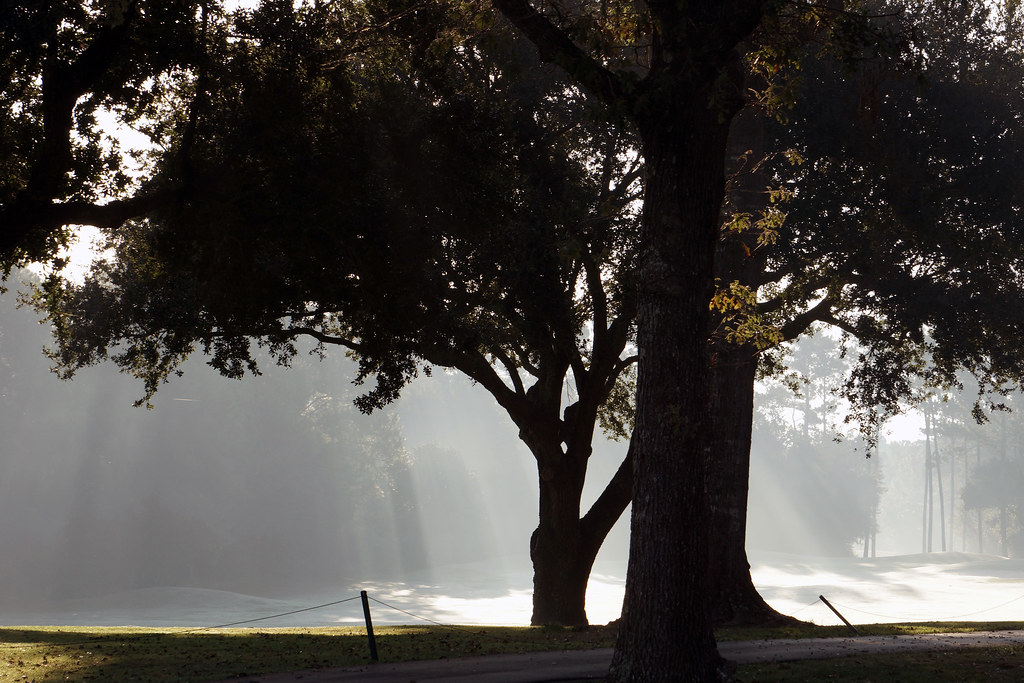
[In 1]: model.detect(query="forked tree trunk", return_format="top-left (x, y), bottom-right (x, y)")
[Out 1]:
top-left (528, 435), bottom-right (634, 626)
top-left (705, 100), bottom-right (802, 627)
top-left (529, 442), bottom-right (592, 626)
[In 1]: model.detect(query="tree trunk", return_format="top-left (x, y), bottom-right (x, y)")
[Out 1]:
top-left (530, 490), bottom-right (593, 625)
top-left (934, 428), bottom-right (946, 552)
top-left (976, 438), bottom-right (982, 552)
top-left (706, 345), bottom-right (799, 626)
top-left (1001, 503), bottom-right (1008, 556)
top-left (950, 436), bottom-right (956, 551)
top-left (703, 102), bottom-right (799, 628)
top-left (527, 432), bottom-right (633, 626)
top-left (609, 86), bottom-right (733, 682)
top-left (924, 412), bottom-right (932, 552)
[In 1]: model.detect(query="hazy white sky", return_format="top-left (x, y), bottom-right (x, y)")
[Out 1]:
top-left (885, 410), bottom-right (925, 441)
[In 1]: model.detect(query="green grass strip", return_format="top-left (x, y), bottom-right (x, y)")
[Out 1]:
top-left (0, 621), bottom-right (1021, 682)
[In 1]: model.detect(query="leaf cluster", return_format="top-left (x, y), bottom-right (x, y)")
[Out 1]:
top-left (35, 1), bottom-right (641, 422)
top-left (0, 1), bottom-right (208, 269)
top-left (753, 0), bottom-right (1024, 430)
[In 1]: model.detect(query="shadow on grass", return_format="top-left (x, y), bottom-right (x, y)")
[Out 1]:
top-left (735, 644), bottom-right (1024, 682)
top-left (0, 624), bottom-right (618, 682)
top-left (0, 627), bottom-right (374, 682)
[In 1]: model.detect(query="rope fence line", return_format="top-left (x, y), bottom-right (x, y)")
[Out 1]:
top-left (0, 594), bottom-right (366, 650)
top-left (5, 582), bottom-right (1024, 651)
top-left (181, 595), bottom-right (364, 632)
top-left (0, 590), bottom-right (565, 653)
top-left (364, 595), bottom-right (615, 654)
top-left (367, 595), bottom-right (457, 629)
top-left (364, 595), bottom-right (562, 647)
top-left (789, 597), bottom-right (826, 617)
top-left (825, 589), bottom-right (1024, 622)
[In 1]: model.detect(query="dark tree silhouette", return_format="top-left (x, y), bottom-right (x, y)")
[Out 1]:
top-left (4, 2), bottom-right (642, 627)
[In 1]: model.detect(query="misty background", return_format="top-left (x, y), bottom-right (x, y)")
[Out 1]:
top-left (0, 270), bottom-right (1020, 617)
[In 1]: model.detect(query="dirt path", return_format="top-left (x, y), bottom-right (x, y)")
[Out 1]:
top-left (218, 629), bottom-right (1024, 682)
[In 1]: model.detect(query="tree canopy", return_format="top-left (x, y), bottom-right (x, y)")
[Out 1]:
top-left (700, 0), bottom-right (1024, 626)
top-left (14, 0), bottom-right (1024, 679)
top-left (10, 0), bottom-right (643, 629)
top-left (759, 0), bottom-right (1024, 427)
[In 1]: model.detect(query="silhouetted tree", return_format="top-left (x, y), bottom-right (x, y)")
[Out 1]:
top-left (4, 1), bottom-right (642, 627)
top-left (16, 2), bottom-right (1015, 677)
top-left (703, 0), bottom-right (1024, 625)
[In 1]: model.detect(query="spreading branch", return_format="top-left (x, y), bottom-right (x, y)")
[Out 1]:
top-left (5, 2), bottom-right (143, 259)
top-left (490, 0), bottom-right (632, 108)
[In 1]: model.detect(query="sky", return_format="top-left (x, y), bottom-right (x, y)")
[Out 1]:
top-left (884, 410), bottom-right (925, 441)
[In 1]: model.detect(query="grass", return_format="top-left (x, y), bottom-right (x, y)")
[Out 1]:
top-left (0, 624), bottom-right (613, 682)
top-left (718, 620), bottom-right (1024, 641)
top-left (0, 621), bottom-right (1022, 682)
top-left (734, 645), bottom-right (1024, 682)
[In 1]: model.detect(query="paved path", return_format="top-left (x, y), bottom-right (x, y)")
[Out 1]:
top-left (220, 630), bottom-right (1024, 682)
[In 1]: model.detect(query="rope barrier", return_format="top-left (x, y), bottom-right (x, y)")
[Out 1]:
top-left (0, 593), bottom-right (365, 649)
top-left (367, 595), bottom-right (456, 628)
top-left (365, 595), bottom-right (610, 652)
top-left (0, 590), bottom-right (599, 654)
top-left (6, 579), bottom-right (1022, 653)
top-left (181, 594), bottom-right (363, 631)
top-left (367, 595), bottom-right (543, 645)
top-left (827, 589), bottom-right (1024, 622)
top-left (789, 596), bottom-right (826, 616)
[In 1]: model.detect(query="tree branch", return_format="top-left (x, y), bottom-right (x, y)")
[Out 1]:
top-left (490, 0), bottom-right (631, 108)
top-left (421, 343), bottom-right (539, 428)
top-left (580, 437), bottom-right (633, 550)
top-left (489, 345), bottom-right (528, 397)
top-left (5, 2), bottom-right (144, 260)
top-left (277, 325), bottom-right (365, 354)
top-left (777, 292), bottom-right (837, 342)
top-left (1, 188), bottom-right (183, 258)
top-left (819, 312), bottom-right (861, 338)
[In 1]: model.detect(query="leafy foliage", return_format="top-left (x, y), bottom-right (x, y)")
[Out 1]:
top-left (31, 2), bottom-right (640, 427)
top-left (9, 2), bottom-right (644, 627)
top-left (751, 0), bottom-right (1024, 438)
top-left (0, 0), bottom-right (208, 268)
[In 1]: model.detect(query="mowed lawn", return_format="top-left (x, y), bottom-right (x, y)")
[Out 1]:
top-left (1, 622), bottom-right (1023, 682)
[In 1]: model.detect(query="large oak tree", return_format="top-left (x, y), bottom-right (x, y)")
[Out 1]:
top-left (706, 0), bottom-right (1024, 625)
top-left (6, 1), bottom-right (782, 675)
top-left (486, 2), bottom-right (797, 677)
top-left (5, 0), bottom-right (646, 628)
top-left (18, 1), bottom-right (1007, 678)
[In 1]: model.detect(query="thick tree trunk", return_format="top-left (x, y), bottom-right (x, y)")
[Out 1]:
top-left (489, 3), bottom-right (771, 675)
top-left (530, 527), bottom-right (594, 625)
top-left (706, 345), bottom-right (800, 626)
top-left (609, 90), bottom-right (733, 682)
top-left (528, 436), bottom-right (633, 626)
top-left (705, 102), bottom-right (800, 627)
top-left (530, 447), bottom-right (592, 626)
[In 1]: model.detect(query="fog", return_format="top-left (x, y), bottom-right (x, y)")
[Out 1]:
top-left (2, 277), bottom-right (1022, 627)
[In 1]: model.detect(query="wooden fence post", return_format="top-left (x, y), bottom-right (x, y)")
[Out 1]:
top-left (819, 594), bottom-right (860, 636)
top-left (360, 590), bottom-right (379, 661)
